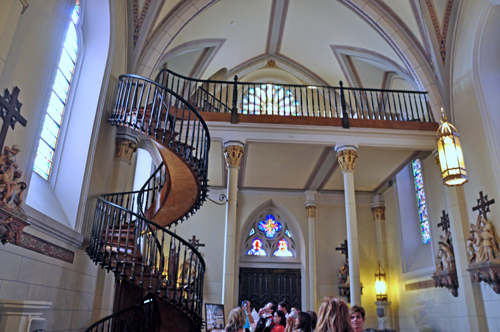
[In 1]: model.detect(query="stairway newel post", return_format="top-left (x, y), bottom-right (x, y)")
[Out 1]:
top-left (231, 75), bottom-right (239, 124)
top-left (340, 81), bottom-right (349, 129)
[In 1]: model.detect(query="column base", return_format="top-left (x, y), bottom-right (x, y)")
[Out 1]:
top-left (374, 301), bottom-right (392, 330)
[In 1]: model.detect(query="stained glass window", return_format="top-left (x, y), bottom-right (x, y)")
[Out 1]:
top-left (412, 159), bottom-right (431, 244)
top-left (273, 238), bottom-right (293, 257)
top-left (258, 214), bottom-right (282, 238)
top-left (249, 228), bottom-right (255, 236)
top-left (247, 238), bottom-right (267, 256)
top-left (285, 230), bottom-right (292, 238)
top-left (242, 84), bottom-right (299, 116)
top-left (33, 1), bottom-right (80, 180)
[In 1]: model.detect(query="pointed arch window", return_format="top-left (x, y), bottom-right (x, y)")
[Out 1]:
top-left (412, 159), bottom-right (431, 244)
top-left (245, 213), bottom-right (296, 257)
top-left (33, 1), bottom-right (80, 180)
top-left (242, 84), bottom-right (299, 116)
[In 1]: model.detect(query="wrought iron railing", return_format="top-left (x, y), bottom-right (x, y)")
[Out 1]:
top-left (86, 188), bottom-right (206, 329)
top-left (111, 74), bottom-right (210, 200)
top-left (84, 294), bottom-right (160, 332)
top-left (155, 69), bottom-right (435, 127)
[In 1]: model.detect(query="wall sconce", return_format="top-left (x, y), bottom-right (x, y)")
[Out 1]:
top-left (436, 108), bottom-right (468, 186)
top-left (375, 262), bottom-right (387, 302)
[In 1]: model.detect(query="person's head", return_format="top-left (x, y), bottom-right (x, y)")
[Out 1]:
top-left (278, 302), bottom-right (288, 314)
top-left (315, 296), bottom-right (354, 332)
top-left (274, 310), bottom-right (287, 326)
top-left (349, 305), bottom-right (365, 332)
top-left (296, 312), bottom-right (312, 332)
top-left (307, 310), bottom-right (317, 329)
top-left (225, 307), bottom-right (246, 332)
top-left (263, 302), bottom-right (276, 315)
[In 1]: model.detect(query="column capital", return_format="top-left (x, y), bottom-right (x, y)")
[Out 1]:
top-left (371, 205), bottom-right (386, 221)
top-left (335, 144), bottom-right (358, 172)
top-left (115, 127), bottom-right (140, 164)
top-left (223, 141), bottom-right (245, 167)
top-left (305, 190), bottom-right (318, 205)
top-left (306, 205), bottom-right (317, 218)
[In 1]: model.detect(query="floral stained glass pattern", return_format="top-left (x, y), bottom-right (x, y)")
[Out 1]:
top-left (33, 1), bottom-right (80, 180)
top-left (412, 159), bottom-right (431, 244)
top-left (258, 215), bottom-right (282, 238)
top-left (242, 84), bottom-right (299, 116)
top-left (247, 238), bottom-right (267, 256)
top-left (273, 238), bottom-right (293, 257)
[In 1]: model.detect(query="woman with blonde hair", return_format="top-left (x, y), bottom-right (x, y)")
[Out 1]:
top-left (315, 297), bottom-right (354, 332)
top-left (226, 307), bottom-right (247, 332)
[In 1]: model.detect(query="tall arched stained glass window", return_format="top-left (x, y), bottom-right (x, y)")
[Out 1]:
top-left (242, 84), bottom-right (299, 116)
top-left (412, 159), bottom-right (431, 244)
top-left (33, 1), bottom-right (80, 180)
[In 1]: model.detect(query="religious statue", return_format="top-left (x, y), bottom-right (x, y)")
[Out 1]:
top-left (432, 210), bottom-right (458, 297)
top-left (467, 191), bottom-right (500, 294)
top-left (468, 214), bottom-right (500, 264)
top-left (0, 145), bottom-right (27, 210)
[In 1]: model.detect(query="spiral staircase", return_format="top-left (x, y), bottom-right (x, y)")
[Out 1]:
top-left (85, 74), bottom-right (211, 332)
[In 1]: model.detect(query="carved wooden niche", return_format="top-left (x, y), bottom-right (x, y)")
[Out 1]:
top-left (467, 191), bottom-right (500, 294)
top-left (431, 210), bottom-right (458, 297)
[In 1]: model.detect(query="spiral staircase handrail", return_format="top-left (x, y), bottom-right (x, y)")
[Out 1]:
top-left (95, 194), bottom-right (206, 272)
top-left (116, 73), bottom-right (211, 149)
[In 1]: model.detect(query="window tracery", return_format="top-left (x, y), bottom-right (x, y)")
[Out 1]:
top-left (245, 212), bottom-right (296, 257)
top-left (241, 84), bottom-right (299, 116)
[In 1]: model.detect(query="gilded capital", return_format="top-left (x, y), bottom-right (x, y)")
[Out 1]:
top-left (371, 206), bottom-right (386, 221)
top-left (306, 205), bottom-right (317, 218)
top-left (115, 138), bottom-right (138, 162)
top-left (336, 149), bottom-right (358, 171)
top-left (223, 144), bottom-right (244, 167)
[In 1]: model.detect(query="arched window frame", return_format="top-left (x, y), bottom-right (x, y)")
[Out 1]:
top-left (241, 208), bottom-right (299, 263)
top-left (33, 0), bottom-right (85, 184)
top-left (411, 159), bottom-right (431, 245)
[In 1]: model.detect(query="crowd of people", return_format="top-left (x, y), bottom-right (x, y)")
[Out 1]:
top-left (224, 297), bottom-right (367, 332)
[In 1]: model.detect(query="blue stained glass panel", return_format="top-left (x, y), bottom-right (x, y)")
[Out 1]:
top-left (285, 230), bottom-right (292, 238)
top-left (412, 159), bottom-right (431, 245)
top-left (249, 228), bottom-right (255, 236)
top-left (258, 214), bottom-right (282, 238)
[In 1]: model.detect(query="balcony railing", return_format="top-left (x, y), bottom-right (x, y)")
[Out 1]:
top-left (155, 69), bottom-right (435, 128)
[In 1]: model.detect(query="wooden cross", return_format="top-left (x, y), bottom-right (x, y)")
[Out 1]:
top-left (472, 191), bottom-right (495, 220)
top-left (0, 87), bottom-right (28, 151)
top-left (335, 240), bottom-right (348, 261)
top-left (188, 235), bottom-right (205, 251)
top-left (437, 210), bottom-right (450, 234)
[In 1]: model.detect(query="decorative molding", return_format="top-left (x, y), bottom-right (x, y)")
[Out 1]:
top-left (188, 47), bottom-right (210, 78)
top-left (405, 279), bottom-right (435, 291)
top-left (336, 149), bottom-right (358, 172)
top-left (133, 0), bottom-right (153, 48)
top-left (371, 206), bottom-right (386, 221)
top-left (20, 0), bottom-right (29, 14)
top-left (17, 233), bottom-right (75, 263)
top-left (115, 138), bottom-right (138, 162)
top-left (424, 0), bottom-right (455, 64)
top-left (303, 147), bottom-right (331, 190)
top-left (345, 56), bottom-right (363, 88)
top-left (223, 143), bottom-right (245, 167)
top-left (409, 0), bottom-right (433, 64)
top-left (306, 205), bottom-right (316, 218)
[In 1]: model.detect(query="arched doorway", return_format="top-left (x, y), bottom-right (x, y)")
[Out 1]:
top-left (238, 201), bottom-right (304, 311)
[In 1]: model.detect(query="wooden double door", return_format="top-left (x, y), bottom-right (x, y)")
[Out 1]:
top-left (238, 268), bottom-right (301, 311)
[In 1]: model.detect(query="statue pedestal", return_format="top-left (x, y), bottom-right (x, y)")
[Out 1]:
top-left (374, 301), bottom-right (392, 330)
top-left (0, 205), bottom-right (29, 245)
top-left (0, 300), bottom-right (52, 332)
top-left (467, 261), bottom-right (500, 294)
top-left (432, 268), bottom-right (459, 297)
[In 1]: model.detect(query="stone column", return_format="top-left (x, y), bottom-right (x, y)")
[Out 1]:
top-left (371, 195), bottom-right (388, 269)
top-left (222, 141), bottom-right (244, 317)
top-left (110, 127), bottom-right (140, 193)
top-left (305, 191), bottom-right (318, 311)
top-left (335, 144), bottom-right (361, 306)
top-left (444, 186), bottom-right (487, 331)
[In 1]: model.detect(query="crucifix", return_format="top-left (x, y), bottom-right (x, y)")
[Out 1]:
top-left (472, 191), bottom-right (495, 220)
top-left (335, 239), bottom-right (348, 262)
top-left (437, 210), bottom-right (450, 234)
top-left (188, 235), bottom-right (205, 251)
top-left (0, 87), bottom-right (28, 151)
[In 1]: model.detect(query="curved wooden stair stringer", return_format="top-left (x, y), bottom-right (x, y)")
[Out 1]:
top-left (144, 140), bottom-right (200, 228)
